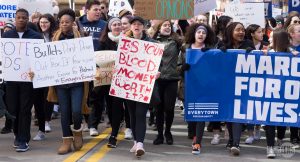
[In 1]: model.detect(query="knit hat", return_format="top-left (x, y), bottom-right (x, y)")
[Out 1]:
top-left (108, 17), bottom-right (121, 31)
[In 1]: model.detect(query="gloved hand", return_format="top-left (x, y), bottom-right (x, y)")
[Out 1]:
top-left (182, 63), bottom-right (191, 71)
top-left (219, 46), bottom-right (227, 53)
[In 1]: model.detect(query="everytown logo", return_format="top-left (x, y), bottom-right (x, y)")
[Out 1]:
top-left (187, 103), bottom-right (219, 118)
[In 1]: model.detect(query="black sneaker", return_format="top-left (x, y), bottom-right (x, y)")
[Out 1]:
top-left (107, 136), bottom-right (117, 148)
top-left (1, 127), bottom-right (12, 134)
top-left (15, 142), bottom-right (29, 152)
top-left (226, 141), bottom-right (233, 150)
top-left (165, 132), bottom-right (173, 145)
top-left (153, 135), bottom-right (164, 145)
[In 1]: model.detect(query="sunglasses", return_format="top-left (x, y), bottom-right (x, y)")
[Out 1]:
top-left (293, 20), bottom-right (300, 24)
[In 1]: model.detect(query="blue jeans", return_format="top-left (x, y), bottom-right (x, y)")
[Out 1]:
top-left (56, 85), bottom-right (83, 137)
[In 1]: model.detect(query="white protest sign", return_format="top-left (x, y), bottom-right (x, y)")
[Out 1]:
top-left (0, 0), bottom-right (18, 28)
top-left (94, 50), bottom-right (116, 86)
top-left (0, 38), bottom-right (44, 82)
top-left (109, 36), bottom-right (164, 103)
top-left (272, 7), bottom-right (282, 18)
top-left (225, 3), bottom-right (265, 27)
top-left (194, 0), bottom-right (217, 16)
top-left (108, 0), bottom-right (132, 17)
top-left (30, 37), bottom-right (96, 88)
top-left (18, 0), bottom-right (53, 15)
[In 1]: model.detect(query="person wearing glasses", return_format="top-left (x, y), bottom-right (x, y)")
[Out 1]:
top-left (99, 1), bottom-right (112, 21)
top-left (284, 15), bottom-right (300, 29)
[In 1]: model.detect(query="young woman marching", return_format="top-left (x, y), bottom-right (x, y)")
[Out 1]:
top-left (178, 23), bottom-right (216, 154)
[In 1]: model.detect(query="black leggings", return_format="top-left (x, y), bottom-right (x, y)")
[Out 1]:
top-left (126, 100), bottom-right (148, 143)
top-left (265, 126), bottom-right (286, 146)
top-left (195, 122), bottom-right (205, 144)
top-left (33, 88), bottom-right (47, 133)
top-left (110, 97), bottom-right (124, 137)
top-left (156, 80), bottom-right (178, 135)
top-left (227, 122), bottom-right (242, 146)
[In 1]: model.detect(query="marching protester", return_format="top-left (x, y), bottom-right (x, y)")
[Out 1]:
top-left (178, 23), bottom-right (216, 154)
top-left (151, 20), bottom-right (182, 145)
top-left (2, 8), bottom-right (43, 152)
top-left (264, 28), bottom-right (289, 158)
top-left (46, 8), bottom-right (88, 155)
top-left (284, 14), bottom-right (300, 29)
top-left (124, 16), bottom-right (158, 158)
top-left (221, 22), bottom-right (255, 156)
top-left (31, 13), bottom-right (58, 141)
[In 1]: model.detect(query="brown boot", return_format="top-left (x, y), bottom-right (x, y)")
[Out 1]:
top-left (57, 137), bottom-right (73, 155)
top-left (71, 124), bottom-right (83, 151)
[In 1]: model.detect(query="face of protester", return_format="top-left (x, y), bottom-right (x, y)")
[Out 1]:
top-left (39, 18), bottom-right (51, 32)
top-left (87, 4), bottom-right (101, 21)
top-left (232, 24), bottom-right (245, 44)
top-left (99, 3), bottom-right (108, 15)
top-left (291, 25), bottom-right (300, 42)
top-left (159, 21), bottom-right (172, 36)
top-left (251, 27), bottom-right (263, 42)
top-left (59, 15), bottom-right (74, 34)
top-left (111, 21), bottom-right (122, 36)
top-left (131, 21), bottom-right (144, 38)
top-left (121, 17), bottom-right (130, 33)
top-left (15, 11), bottom-right (29, 31)
top-left (291, 16), bottom-right (300, 25)
top-left (196, 15), bottom-right (208, 25)
top-left (195, 28), bottom-right (207, 44)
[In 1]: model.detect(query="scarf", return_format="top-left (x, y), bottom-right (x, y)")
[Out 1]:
top-left (52, 27), bottom-right (81, 41)
top-left (108, 32), bottom-right (120, 43)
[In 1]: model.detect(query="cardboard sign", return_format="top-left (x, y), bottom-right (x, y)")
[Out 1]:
top-left (109, 36), bottom-right (164, 103)
top-left (108, 0), bottom-right (133, 17)
top-left (134, 0), bottom-right (194, 20)
top-left (30, 37), bottom-right (96, 88)
top-left (225, 3), bottom-right (265, 27)
top-left (0, 38), bottom-right (44, 82)
top-left (194, 0), bottom-right (217, 16)
top-left (18, 0), bottom-right (53, 15)
top-left (0, 0), bottom-right (18, 28)
top-left (94, 50), bottom-right (116, 86)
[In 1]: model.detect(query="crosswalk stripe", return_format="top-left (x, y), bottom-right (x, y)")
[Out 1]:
top-left (63, 128), bottom-right (111, 162)
top-left (86, 132), bottom-right (125, 162)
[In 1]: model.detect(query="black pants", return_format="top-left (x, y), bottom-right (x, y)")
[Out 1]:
top-left (227, 122), bottom-right (242, 146)
top-left (126, 100), bottom-right (148, 143)
top-left (195, 122), bottom-right (205, 144)
top-left (124, 102), bottom-right (131, 128)
top-left (89, 85), bottom-right (112, 129)
top-left (110, 97), bottom-right (124, 137)
top-left (290, 127), bottom-right (300, 141)
top-left (33, 88), bottom-right (47, 132)
top-left (6, 82), bottom-right (33, 143)
top-left (265, 126), bottom-right (286, 146)
top-left (156, 80), bottom-right (178, 136)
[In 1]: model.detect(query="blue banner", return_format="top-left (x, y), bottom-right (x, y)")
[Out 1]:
top-left (289, 0), bottom-right (300, 12)
top-left (185, 49), bottom-right (300, 127)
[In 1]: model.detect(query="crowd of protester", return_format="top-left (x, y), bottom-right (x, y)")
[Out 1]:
top-left (1, 0), bottom-right (300, 160)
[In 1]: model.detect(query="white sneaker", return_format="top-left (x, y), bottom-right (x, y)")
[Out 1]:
top-left (83, 123), bottom-right (89, 132)
top-left (33, 131), bottom-right (45, 141)
top-left (125, 128), bottom-right (133, 140)
top-left (267, 146), bottom-right (276, 159)
top-left (245, 136), bottom-right (255, 144)
top-left (45, 122), bottom-right (51, 132)
top-left (89, 128), bottom-right (99, 136)
top-left (130, 141), bottom-right (137, 153)
top-left (146, 111), bottom-right (150, 118)
top-left (254, 129), bottom-right (261, 140)
top-left (135, 142), bottom-right (145, 158)
top-left (211, 134), bottom-right (220, 145)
